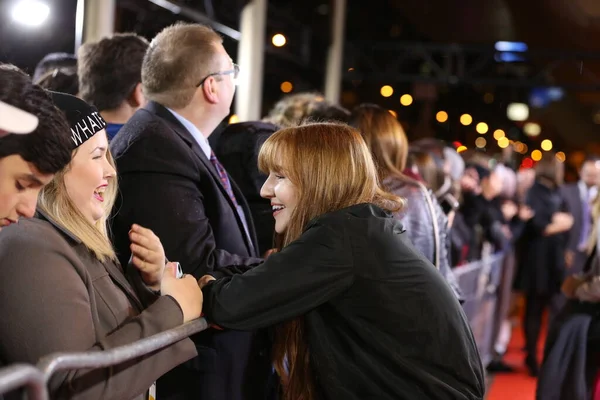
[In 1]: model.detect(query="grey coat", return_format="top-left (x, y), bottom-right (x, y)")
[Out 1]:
top-left (384, 176), bottom-right (463, 302)
top-left (0, 212), bottom-right (196, 400)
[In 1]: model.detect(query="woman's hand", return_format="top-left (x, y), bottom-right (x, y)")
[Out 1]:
top-left (561, 275), bottom-right (585, 298)
top-left (161, 264), bottom-right (203, 323)
top-left (129, 224), bottom-right (166, 291)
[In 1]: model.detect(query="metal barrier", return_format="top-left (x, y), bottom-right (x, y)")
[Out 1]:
top-left (0, 364), bottom-right (47, 400)
top-left (0, 253), bottom-right (511, 397)
top-left (454, 247), bottom-right (507, 367)
top-left (0, 318), bottom-right (207, 399)
top-left (38, 317), bottom-right (207, 384)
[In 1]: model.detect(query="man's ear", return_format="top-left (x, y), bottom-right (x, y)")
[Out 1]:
top-left (202, 77), bottom-right (220, 105)
top-left (128, 83), bottom-right (146, 108)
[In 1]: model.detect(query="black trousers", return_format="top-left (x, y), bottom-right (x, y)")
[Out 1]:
top-left (524, 292), bottom-right (566, 363)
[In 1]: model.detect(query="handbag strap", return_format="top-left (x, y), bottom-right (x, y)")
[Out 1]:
top-left (418, 182), bottom-right (441, 269)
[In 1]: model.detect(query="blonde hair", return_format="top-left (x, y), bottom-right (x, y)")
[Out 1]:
top-left (142, 22), bottom-right (222, 109)
top-left (258, 123), bottom-right (403, 400)
top-left (264, 92), bottom-right (325, 128)
top-left (38, 148), bottom-right (118, 262)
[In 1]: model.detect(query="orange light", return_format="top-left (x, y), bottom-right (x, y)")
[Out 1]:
top-left (280, 81), bottom-right (293, 93)
top-left (460, 114), bottom-right (473, 126)
top-left (497, 137), bottom-right (509, 148)
top-left (400, 94), bottom-right (413, 106)
top-left (476, 122), bottom-right (488, 134)
top-left (380, 85), bottom-right (394, 97)
top-left (436, 111), bottom-right (448, 123)
top-left (493, 129), bottom-right (505, 140)
top-left (531, 149), bottom-right (542, 161)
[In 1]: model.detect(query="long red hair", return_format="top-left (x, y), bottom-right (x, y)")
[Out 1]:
top-left (258, 123), bottom-right (403, 400)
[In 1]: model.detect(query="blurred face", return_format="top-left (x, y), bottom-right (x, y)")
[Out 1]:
top-left (63, 130), bottom-right (115, 224)
top-left (0, 155), bottom-right (53, 231)
top-left (580, 161), bottom-right (600, 188)
top-left (482, 170), bottom-right (503, 199)
top-left (260, 171), bottom-right (299, 234)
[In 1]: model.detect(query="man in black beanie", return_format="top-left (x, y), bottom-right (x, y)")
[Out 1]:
top-left (0, 64), bottom-right (72, 232)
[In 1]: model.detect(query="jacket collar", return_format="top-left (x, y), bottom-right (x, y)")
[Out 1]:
top-left (307, 203), bottom-right (391, 229)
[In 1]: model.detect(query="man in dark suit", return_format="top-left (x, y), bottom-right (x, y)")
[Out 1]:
top-left (109, 23), bottom-right (271, 400)
top-left (561, 157), bottom-right (600, 274)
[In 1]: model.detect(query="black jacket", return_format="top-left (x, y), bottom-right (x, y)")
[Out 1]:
top-left (203, 204), bottom-right (485, 400)
top-left (110, 102), bottom-right (270, 400)
top-left (516, 181), bottom-right (569, 294)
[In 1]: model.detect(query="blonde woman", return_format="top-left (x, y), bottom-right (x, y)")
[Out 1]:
top-left (0, 92), bottom-right (202, 400)
top-left (199, 124), bottom-right (484, 400)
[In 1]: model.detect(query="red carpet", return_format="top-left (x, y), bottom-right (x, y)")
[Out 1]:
top-left (486, 323), bottom-right (545, 400)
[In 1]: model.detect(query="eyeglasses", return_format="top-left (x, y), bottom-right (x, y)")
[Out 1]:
top-left (196, 63), bottom-right (240, 87)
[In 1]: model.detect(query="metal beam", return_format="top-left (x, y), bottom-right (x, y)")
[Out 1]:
top-left (148, 0), bottom-right (241, 41)
top-left (345, 41), bottom-right (600, 91)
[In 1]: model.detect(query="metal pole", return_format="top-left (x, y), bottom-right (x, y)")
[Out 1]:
top-left (0, 364), bottom-right (48, 400)
top-left (148, 0), bottom-right (241, 41)
top-left (235, 0), bottom-right (267, 122)
top-left (75, 0), bottom-right (116, 52)
top-left (38, 318), bottom-right (208, 382)
top-left (324, 0), bottom-right (347, 103)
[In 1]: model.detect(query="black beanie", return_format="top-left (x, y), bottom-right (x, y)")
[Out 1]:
top-left (467, 163), bottom-right (491, 180)
top-left (50, 91), bottom-right (106, 149)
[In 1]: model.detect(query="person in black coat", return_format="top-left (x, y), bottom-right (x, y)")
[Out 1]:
top-left (109, 24), bottom-right (269, 400)
top-left (516, 155), bottom-right (574, 376)
top-left (199, 123), bottom-right (485, 400)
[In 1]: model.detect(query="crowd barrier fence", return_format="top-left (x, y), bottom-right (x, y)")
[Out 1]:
top-left (0, 318), bottom-right (208, 399)
top-left (454, 245), bottom-right (510, 367)
top-left (0, 249), bottom-right (511, 399)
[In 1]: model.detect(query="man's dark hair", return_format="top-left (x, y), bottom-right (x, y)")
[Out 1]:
top-left (33, 52), bottom-right (77, 82)
top-left (78, 33), bottom-right (149, 111)
top-left (306, 102), bottom-right (350, 124)
top-left (36, 68), bottom-right (79, 95)
top-left (0, 64), bottom-right (72, 174)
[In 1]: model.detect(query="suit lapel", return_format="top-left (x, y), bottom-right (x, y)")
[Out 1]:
top-left (230, 177), bottom-right (259, 256)
top-left (146, 102), bottom-right (256, 255)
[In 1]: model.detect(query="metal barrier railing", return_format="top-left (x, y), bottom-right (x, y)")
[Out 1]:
top-left (0, 318), bottom-right (208, 399)
top-left (37, 318), bottom-right (208, 382)
top-left (0, 364), bottom-right (47, 400)
top-left (453, 247), bottom-right (508, 367)
top-left (0, 251), bottom-right (511, 398)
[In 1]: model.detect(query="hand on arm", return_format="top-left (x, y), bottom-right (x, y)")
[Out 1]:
top-left (161, 263), bottom-right (203, 323)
